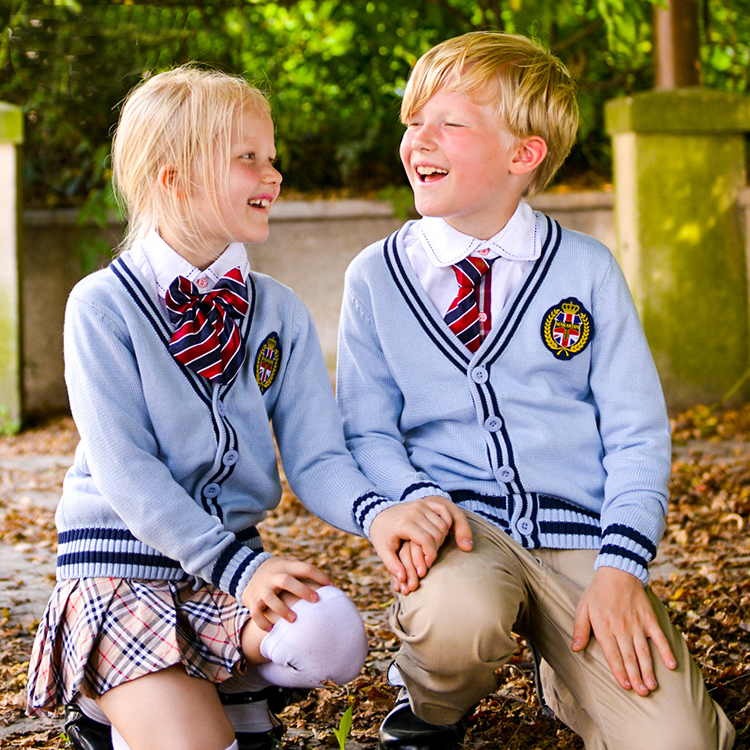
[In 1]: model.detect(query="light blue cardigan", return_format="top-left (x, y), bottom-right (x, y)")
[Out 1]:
top-left (337, 216), bottom-right (671, 584)
top-left (57, 253), bottom-right (383, 600)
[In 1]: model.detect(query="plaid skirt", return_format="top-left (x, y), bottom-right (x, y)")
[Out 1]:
top-left (26, 577), bottom-right (252, 716)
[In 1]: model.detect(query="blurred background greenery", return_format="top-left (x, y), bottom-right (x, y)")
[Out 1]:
top-left (2, 0), bottom-right (749, 217)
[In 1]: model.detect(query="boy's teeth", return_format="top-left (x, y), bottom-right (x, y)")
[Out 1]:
top-left (416, 166), bottom-right (448, 176)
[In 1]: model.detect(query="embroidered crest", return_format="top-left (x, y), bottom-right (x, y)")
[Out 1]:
top-left (254, 333), bottom-right (281, 393)
top-left (541, 298), bottom-right (593, 359)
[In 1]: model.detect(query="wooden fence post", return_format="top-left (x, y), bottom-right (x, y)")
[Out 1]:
top-left (0, 102), bottom-right (24, 433)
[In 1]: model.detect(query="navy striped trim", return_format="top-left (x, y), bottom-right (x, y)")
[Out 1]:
top-left (602, 523), bottom-right (657, 558)
top-left (236, 526), bottom-right (261, 544)
top-left (599, 544), bottom-right (649, 569)
top-left (468, 217), bottom-right (563, 497)
top-left (538, 520), bottom-right (601, 537)
top-left (58, 527), bottom-right (142, 545)
top-left (450, 489), bottom-right (507, 510)
top-left (383, 231), bottom-right (470, 373)
top-left (222, 275), bottom-right (256, 398)
top-left (111, 259), bottom-right (214, 412)
top-left (228, 554), bottom-right (256, 598)
top-left (353, 491), bottom-right (388, 529)
top-left (400, 481), bottom-right (442, 502)
top-left (485, 216), bottom-right (562, 367)
top-left (211, 539), bottom-right (260, 589)
top-left (57, 550), bottom-right (183, 569)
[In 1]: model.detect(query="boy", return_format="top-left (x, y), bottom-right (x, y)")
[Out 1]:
top-left (336, 32), bottom-right (734, 750)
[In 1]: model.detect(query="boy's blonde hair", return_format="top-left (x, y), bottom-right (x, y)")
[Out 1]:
top-left (400, 32), bottom-right (578, 196)
top-left (112, 65), bottom-right (270, 253)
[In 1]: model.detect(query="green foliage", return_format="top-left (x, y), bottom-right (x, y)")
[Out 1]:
top-left (331, 700), bottom-right (353, 750)
top-left (1, 0), bottom-right (750, 210)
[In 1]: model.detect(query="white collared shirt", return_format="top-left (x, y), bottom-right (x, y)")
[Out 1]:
top-left (129, 230), bottom-right (251, 316)
top-left (403, 200), bottom-right (541, 321)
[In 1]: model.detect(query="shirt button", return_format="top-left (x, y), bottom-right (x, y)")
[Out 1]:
top-left (222, 450), bottom-right (239, 467)
top-left (217, 401), bottom-right (226, 417)
top-left (495, 466), bottom-right (515, 483)
top-left (484, 416), bottom-right (503, 432)
top-left (203, 483), bottom-right (221, 499)
top-left (471, 366), bottom-right (488, 384)
top-left (516, 518), bottom-right (534, 535)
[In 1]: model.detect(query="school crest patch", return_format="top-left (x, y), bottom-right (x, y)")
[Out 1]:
top-left (255, 333), bottom-right (281, 393)
top-left (541, 298), bottom-right (594, 359)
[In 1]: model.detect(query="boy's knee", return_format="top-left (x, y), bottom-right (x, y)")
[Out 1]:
top-left (257, 586), bottom-right (368, 687)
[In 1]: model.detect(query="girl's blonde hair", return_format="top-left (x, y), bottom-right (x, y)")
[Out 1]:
top-left (400, 32), bottom-right (579, 196)
top-left (112, 65), bottom-right (270, 253)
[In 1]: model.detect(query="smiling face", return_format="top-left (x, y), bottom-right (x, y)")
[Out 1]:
top-left (400, 88), bottom-right (533, 240)
top-left (186, 104), bottom-right (282, 266)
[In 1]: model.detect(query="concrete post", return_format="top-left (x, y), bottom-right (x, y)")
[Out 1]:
top-left (605, 89), bottom-right (750, 410)
top-left (0, 103), bottom-right (24, 433)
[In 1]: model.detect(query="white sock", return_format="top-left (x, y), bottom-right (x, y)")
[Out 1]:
top-left (257, 585), bottom-right (368, 688)
top-left (111, 726), bottom-right (239, 750)
top-left (111, 726), bottom-right (129, 750)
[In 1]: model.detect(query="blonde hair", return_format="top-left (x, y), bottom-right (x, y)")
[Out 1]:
top-left (400, 32), bottom-right (579, 196)
top-left (112, 65), bottom-right (270, 254)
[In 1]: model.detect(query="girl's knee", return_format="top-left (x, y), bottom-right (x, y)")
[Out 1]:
top-left (256, 586), bottom-right (368, 687)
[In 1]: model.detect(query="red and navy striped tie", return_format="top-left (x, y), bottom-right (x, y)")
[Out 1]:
top-left (166, 267), bottom-right (249, 384)
top-left (444, 256), bottom-right (493, 352)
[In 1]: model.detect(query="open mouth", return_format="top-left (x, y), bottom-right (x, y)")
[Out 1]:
top-left (416, 165), bottom-right (448, 183)
top-left (248, 197), bottom-right (272, 209)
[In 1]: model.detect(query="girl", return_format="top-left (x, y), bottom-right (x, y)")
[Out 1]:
top-left (25, 66), bottom-right (382, 750)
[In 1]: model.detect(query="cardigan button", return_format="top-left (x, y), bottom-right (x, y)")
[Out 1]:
top-left (470, 366), bottom-right (488, 384)
top-left (217, 401), bottom-right (226, 417)
top-left (484, 416), bottom-right (503, 432)
top-left (516, 518), bottom-right (534, 535)
top-left (495, 466), bottom-right (515, 483)
top-left (222, 450), bottom-right (239, 467)
top-left (203, 483), bottom-right (221, 499)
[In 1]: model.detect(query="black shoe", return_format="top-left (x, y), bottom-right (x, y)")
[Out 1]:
top-left (377, 690), bottom-right (467, 750)
top-left (235, 723), bottom-right (284, 750)
top-left (63, 704), bottom-right (113, 750)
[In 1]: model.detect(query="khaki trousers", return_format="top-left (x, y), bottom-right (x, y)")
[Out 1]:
top-left (390, 512), bottom-right (735, 750)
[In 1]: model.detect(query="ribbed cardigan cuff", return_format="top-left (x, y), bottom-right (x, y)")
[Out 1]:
top-left (352, 490), bottom-right (399, 537)
top-left (594, 523), bottom-right (658, 584)
top-left (210, 542), bottom-right (272, 600)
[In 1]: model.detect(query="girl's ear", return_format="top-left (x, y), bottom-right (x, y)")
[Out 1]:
top-left (509, 135), bottom-right (548, 175)
top-left (157, 165), bottom-right (187, 199)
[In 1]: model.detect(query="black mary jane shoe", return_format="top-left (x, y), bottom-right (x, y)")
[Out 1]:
top-left (377, 690), bottom-right (468, 750)
top-left (63, 704), bottom-right (113, 750)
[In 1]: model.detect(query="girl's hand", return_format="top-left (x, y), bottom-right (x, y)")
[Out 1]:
top-left (241, 556), bottom-right (333, 632)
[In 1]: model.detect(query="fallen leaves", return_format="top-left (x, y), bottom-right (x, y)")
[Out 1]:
top-left (1, 406), bottom-right (750, 748)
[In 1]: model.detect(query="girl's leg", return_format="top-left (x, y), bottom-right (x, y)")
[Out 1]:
top-left (96, 665), bottom-right (235, 750)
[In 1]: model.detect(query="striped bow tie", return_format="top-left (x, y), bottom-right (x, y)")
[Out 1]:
top-left (444, 256), bottom-right (493, 352)
top-left (165, 267), bottom-right (249, 384)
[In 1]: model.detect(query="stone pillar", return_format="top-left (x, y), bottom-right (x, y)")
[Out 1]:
top-left (0, 103), bottom-right (24, 433)
top-left (605, 89), bottom-right (750, 410)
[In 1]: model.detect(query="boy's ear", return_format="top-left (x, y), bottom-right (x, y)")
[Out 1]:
top-left (157, 165), bottom-right (187, 199)
top-left (509, 136), bottom-right (548, 175)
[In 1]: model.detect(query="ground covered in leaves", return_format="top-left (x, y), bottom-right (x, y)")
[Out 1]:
top-left (1, 405), bottom-right (749, 748)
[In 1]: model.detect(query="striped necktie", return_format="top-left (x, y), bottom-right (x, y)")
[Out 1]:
top-left (165, 267), bottom-right (249, 384)
top-left (444, 256), bottom-right (493, 352)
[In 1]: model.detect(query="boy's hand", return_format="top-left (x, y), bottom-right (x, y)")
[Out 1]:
top-left (241, 556), bottom-right (332, 632)
top-left (369, 496), bottom-right (472, 591)
top-left (572, 567), bottom-right (677, 696)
